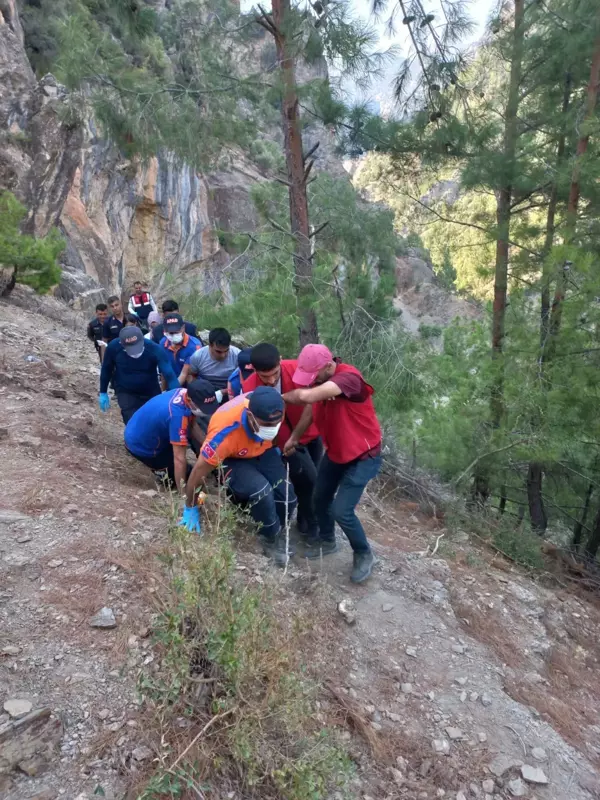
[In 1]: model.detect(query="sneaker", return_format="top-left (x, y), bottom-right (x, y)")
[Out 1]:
top-left (303, 539), bottom-right (339, 560)
top-left (262, 535), bottom-right (295, 568)
top-left (350, 550), bottom-right (374, 583)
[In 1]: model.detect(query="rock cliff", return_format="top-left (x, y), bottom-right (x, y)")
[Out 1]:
top-left (0, 4), bottom-right (340, 311)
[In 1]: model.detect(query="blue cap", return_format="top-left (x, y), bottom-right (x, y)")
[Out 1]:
top-left (248, 386), bottom-right (284, 422)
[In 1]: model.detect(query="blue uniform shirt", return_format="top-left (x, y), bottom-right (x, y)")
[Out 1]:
top-left (100, 338), bottom-right (179, 395)
top-left (125, 388), bottom-right (193, 457)
top-left (102, 315), bottom-right (125, 342)
top-left (159, 334), bottom-right (203, 377)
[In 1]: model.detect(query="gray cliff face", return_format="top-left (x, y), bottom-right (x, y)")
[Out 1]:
top-left (0, 2), bottom-right (342, 310)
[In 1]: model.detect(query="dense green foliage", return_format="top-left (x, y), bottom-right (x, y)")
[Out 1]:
top-left (0, 192), bottom-right (64, 293)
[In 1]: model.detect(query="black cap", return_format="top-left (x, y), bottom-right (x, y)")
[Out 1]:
top-left (238, 348), bottom-right (253, 369)
top-left (164, 313), bottom-right (184, 333)
top-left (187, 379), bottom-right (220, 416)
top-left (119, 326), bottom-right (145, 357)
top-left (248, 386), bottom-right (284, 422)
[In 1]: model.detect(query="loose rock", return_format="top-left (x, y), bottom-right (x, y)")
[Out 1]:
top-left (508, 777), bottom-right (527, 797)
top-left (477, 731), bottom-right (487, 743)
top-left (2, 645), bottom-right (21, 656)
top-left (132, 745), bottom-right (153, 761)
top-left (337, 598), bottom-right (357, 625)
top-left (445, 726), bottom-right (463, 740)
top-left (405, 646), bottom-right (418, 658)
top-left (481, 693), bottom-right (492, 707)
top-left (521, 765), bottom-right (548, 785)
top-left (531, 747), bottom-right (547, 762)
top-left (488, 755), bottom-right (522, 777)
top-left (4, 699), bottom-right (33, 718)
top-left (482, 779), bottom-right (495, 793)
top-left (89, 607), bottom-right (117, 629)
top-left (382, 603), bottom-right (393, 612)
top-left (16, 535), bottom-right (32, 543)
top-left (452, 644), bottom-right (466, 654)
top-left (401, 683), bottom-right (413, 694)
top-left (432, 739), bottom-right (450, 754)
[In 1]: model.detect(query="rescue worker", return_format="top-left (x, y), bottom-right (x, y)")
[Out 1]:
top-left (182, 328), bottom-right (240, 393)
top-left (158, 313), bottom-right (202, 380)
top-left (282, 344), bottom-right (382, 584)
top-left (99, 326), bottom-right (179, 423)
top-left (128, 281), bottom-right (157, 330)
top-left (124, 379), bottom-right (219, 490)
top-left (87, 303), bottom-right (108, 363)
top-left (103, 296), bottom-right (127, 343)
top-left (151, 300), bottom-right (200, 344)
top-left (243, 342), bottom-right (322, 540)
top-left (145, 311), bottom-right (163, 340)
top-left (181, 387), bottom-right (296, 565)
top-left (226, 348), bottom-right (254, 398)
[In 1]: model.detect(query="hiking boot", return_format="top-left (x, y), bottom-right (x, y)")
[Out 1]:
top-left (303, 538), bottom-right (339, 560)
top-left (262, 535), bottom-right (295, 568)
top-left (350, 550), bottom-right (374, 583)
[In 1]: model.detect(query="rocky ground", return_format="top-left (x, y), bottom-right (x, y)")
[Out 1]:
top-left (1, 293), bottom-right (600, 800)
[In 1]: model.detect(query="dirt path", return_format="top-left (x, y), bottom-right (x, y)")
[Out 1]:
top-left (1, 297), bottom-right (599, 800)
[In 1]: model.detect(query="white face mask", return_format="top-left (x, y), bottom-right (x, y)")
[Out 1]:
top-left (257, 422), bottom-right (282, 441)
top-left (128, 350), bottom-right (144, 359)
top-left (167, 333), bottom-right (183, 344)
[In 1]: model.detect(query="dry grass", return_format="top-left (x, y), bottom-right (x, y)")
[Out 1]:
top-left (448, 589), bottom-right (524, 669)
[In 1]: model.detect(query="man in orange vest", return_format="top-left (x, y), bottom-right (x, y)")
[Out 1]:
top-left (282, 344), bottom-right (382, 584)
top-left (242, 343), bottom-right (322, 540)
top-left (182, 387), bottom-right (296, 565)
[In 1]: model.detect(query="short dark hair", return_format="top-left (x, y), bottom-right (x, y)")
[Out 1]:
top-left (209, 328), bottom-right (231, 347)
top-left (134, 280), bottom-right (142, 285)
top-left (95, 303), bottom-right (108, 312)
top-left (107, 295), bottom-right (120, 305)
top-left (162, 299), bottom-right (179, 313)
top-left (250, 342), bottom-right (280, 371)
top-left (126, 314), bottom-right (141, 326)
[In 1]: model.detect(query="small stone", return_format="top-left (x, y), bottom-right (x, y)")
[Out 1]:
top-left (48, 559), bottom-right (63, 568)
top-left (382, 603), bottom-right (393, 612)
top-left (445, 726), bottom-right (463, 740)
top-left (401, 683), bottom-right (413, 694)
top-left (2, 645), bottom-right (21, 656)
top-left (388, 712), bottom-right (402, 722)
top-left (132, 745), bottom-right (153, 761)
top-left (89, 607), bottom-right (116, 629)
top-left (481, 693), bottom-right (492, 707)
top-left (456, 793), bottom-right (467, 800)
top-left (455, 676), bottom-right (468, 686)
top-left (16, 535), bottom-right (32, 543)
top-left (508, 778), bottom-right (527, 797)
top-left (432, 739), bottom-right (450, 754)
top-left (531, 747), bottom-right (547, 762)
top-left (50, 389), bottom-right (67, 400)
top-left (371, 721), bottom-right (382, 731)
top-left (521, 765), bottom-right (548, 785)
top-left (482, 779), bottom-right (495, 793)
top-left (459, 691), bottom-right (467, 703)
top-left (419, 758), bottom-right (433, 777)
top-left (337, 598), bottom-right (357, 625)
top-left (405, 646), bottom-right (418, 658)
top-left (470, 692), bottom-right (479, 702)
top-left (4, 698), bottom-right (32, 718)
top-left (390, 767), bottom-right (404, 785)
top-left (477, 731), bottom-right (487, 743)
top-left (452, 644), bottom-right (466, 654)
top-left (98, 709), bottom-right (110, 720)
top-left (488, 755), bottom-right (522, 777)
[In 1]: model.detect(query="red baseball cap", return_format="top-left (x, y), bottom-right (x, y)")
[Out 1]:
top-left (292, 344), bottom-right (333, 386)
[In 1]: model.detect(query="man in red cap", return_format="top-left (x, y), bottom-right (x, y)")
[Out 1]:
top-left (282, 344), bottom-right (381, 583)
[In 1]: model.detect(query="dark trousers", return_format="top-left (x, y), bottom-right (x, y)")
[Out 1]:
top-left (117, 390), bottom-right (159, 424)
top-left (314, 452), bottom-right (382, 554)
top-left (286, 437), bottom-right (322, 534)
top-left (224, 448), bottom-right (297, 541)
top-left (126, 446), bottom-right (192, 487)
top-left (94, 342), bottom-right (102, 363)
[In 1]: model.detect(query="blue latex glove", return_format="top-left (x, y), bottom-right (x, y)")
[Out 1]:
top-left (180, 505), bottom-right (202, 534)
top-left (99, 393), bottom-right (110, 412)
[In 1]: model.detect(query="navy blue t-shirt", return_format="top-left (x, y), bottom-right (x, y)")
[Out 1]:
top-left (100, 338), bottom-right (178, 395)
top-left (103, 315), bottom-right (126, 342)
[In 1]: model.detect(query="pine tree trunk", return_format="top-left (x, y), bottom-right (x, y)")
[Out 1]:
top-left (271, 0), bottom-right (319, 347)
top-left (526, 462), bottom-right (547, 534)
top-left (584, 504), bottom-right (600, 561)
top-left (474, 0), bottom-right (525, 501)
top-left (545, 33), bottom-right (600, 355)
top-left (540, 73), bottom-right (571, 348)
top-left (573, 482), bottom-right (594, 551)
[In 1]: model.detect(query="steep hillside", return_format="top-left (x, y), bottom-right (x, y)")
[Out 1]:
top-left (1, 294), bottom-right (600, 799)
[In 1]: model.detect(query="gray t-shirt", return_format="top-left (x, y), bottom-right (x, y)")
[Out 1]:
top-left (188, 345), bottom-right (241, 390)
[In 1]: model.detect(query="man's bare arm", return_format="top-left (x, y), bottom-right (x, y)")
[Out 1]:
top-left (282, 404), bottom-right (313, 456)
top-left (185, 456), bottom-right (214, 507)
top-left (283, 381), bottom-right (342, 405)
top-left (172, 445), bottom-right (188, 493)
